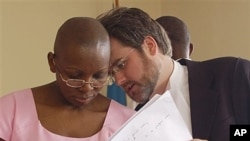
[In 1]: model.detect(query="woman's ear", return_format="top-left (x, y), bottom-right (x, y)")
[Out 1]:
top-left (142, 36), bottom-right (158, 56)
top-left (47, 52), bottom-right (56, 73)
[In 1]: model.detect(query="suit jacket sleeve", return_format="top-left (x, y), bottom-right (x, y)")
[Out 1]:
top-left (232, 58), bottom-right (250, 123)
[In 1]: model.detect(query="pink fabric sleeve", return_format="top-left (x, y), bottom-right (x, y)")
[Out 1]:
top-left (0, 94), bottom-right (16, 140)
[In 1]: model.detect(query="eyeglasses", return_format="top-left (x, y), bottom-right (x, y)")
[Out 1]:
top-left (54, 60), bottom-right (109, 88)
top-left (59, 73), bottom-right (110, 88)
top-left (110, 49), bottom-right (134, 80)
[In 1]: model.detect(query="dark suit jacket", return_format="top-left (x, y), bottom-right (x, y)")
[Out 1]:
top-left (179, 57), bottom-right (250, 141)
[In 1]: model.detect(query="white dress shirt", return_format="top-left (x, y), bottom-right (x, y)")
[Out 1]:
top-left (167, 60), bottom-right (192, 134)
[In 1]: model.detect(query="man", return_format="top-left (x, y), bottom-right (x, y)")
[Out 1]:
top-left (97, 7), bottom-right (250, 141)
top-left (134, 16), bottom-right (195, 111)
top-left (156, 16), bottom-right (193, 60)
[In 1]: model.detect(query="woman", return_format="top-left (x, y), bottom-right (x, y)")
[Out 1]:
top-left (0, 17), bottom-right (135, 141)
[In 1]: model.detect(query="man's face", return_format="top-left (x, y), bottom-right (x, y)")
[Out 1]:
top-left (109, 38), bottom-right (159, 103)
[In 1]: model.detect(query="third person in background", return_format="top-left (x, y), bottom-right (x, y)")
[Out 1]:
top-left (156, 16), bottom-right (193, 60)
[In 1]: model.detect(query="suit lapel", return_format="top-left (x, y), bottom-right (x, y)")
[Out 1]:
top-left (180, 59), bottom-right (218, 139)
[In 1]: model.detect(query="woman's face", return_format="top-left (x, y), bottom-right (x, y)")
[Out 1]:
top-left (52, 43), bottom-right (110, 107)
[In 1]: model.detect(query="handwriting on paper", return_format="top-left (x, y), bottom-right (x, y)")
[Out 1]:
top-left (109, 91), bottom-right (193, 141)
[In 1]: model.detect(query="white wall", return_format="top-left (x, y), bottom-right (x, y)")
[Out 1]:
top-left (161, 0), bottom-right (250, 60)
top-left (0, 0), bottom-right (110, 95)
top-left (0, 1), bottom-right (3, 96)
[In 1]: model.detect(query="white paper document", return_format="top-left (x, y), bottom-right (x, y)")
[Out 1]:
top-left (109, 91), bottom-right (193, 141)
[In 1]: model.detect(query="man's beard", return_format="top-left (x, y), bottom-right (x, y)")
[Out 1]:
top-left (129, 57), bottom-right (159, 104)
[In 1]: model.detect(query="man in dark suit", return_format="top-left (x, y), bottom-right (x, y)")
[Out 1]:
top-left (97, 7), bottom-right (250, 141)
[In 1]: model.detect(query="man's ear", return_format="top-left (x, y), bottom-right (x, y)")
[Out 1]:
top-left (189, 43), bottom-right (194, 56)
top-left (143, 36), bottom-right (158, 56)
top-left (47, 52), bottom-right (56, 73)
